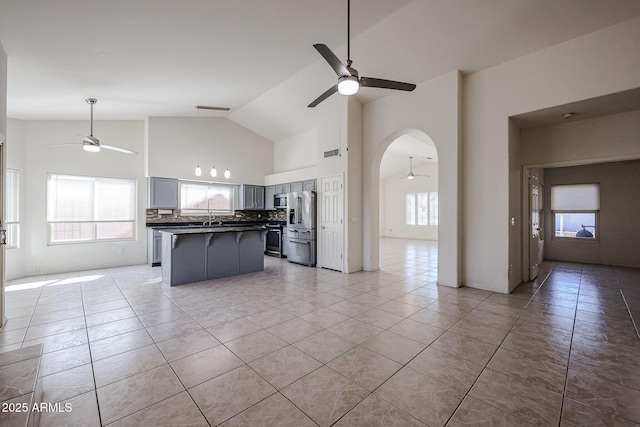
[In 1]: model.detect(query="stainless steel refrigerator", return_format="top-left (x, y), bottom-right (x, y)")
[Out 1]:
top-left (286, 191), bottom-right (316, 266)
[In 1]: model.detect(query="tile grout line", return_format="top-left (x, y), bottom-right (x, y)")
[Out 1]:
top-left (439, 262), bottom-right (557, 426)
top-left (557, 263), bottom-right (584, 427)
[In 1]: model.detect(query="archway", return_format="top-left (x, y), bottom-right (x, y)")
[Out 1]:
top-left (363, 127), bottom-right (460, 288)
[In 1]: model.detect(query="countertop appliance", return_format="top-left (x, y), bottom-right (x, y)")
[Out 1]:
top-left (286, 191), bottom-right (316, 266)
top-left (274, 193), bottom-right (287, 209)
top-left (265, 223), bottom-right (285, 258)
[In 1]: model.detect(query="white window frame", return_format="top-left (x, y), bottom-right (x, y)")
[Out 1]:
top-left (47, 173), bottom-right (137, 245)
top-left (6, 168), bottom-right (20, 249)
top-left (179, 181), bottom-right (235, 216)
top-left (551, 183), bottom-right (599, 241)
top-left (405, 192), bottom-right (438, 227)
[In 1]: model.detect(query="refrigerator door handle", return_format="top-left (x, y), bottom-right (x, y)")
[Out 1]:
top-left (296, 197), bottom-right (302, 223)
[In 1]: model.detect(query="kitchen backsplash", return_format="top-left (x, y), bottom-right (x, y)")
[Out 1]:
top-left (146, 209), bottom-right (286, 223)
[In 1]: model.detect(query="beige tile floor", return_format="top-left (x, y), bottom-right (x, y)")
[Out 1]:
top-left (1, 238), bottom-right (639, 426)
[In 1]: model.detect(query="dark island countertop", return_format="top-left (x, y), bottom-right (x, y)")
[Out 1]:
top-left (158, 225), bottom-right (265, 235)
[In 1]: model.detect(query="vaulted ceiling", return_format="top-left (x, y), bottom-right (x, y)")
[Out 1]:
top-left (2, 0), bottom-right (640, 143)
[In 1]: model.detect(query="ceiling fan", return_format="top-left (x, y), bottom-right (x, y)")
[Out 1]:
top-left (51, 98), bottom-right (137, 154)
top-left (308, 0), bottom-right (416, 108)
top-left (400, 156), bottom-right (430, 180)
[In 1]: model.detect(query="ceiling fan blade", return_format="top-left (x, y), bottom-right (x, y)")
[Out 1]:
top-left (314, 44), bottom-right (350, 77)
top-left (360, 77), bottom-right (416, 92)
top-left (101, 144), bottom-right (138, 155)
top-left (308, 85), bottom-right (338, 108)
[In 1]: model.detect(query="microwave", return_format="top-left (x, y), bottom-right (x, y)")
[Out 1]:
top-left (274, 193), bottom-right (287, 209)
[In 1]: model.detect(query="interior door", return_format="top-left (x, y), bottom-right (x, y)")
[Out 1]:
top-left (320, 175), bottom-right (343, 271)
top-left (529, 178), bottom-right (544, 280)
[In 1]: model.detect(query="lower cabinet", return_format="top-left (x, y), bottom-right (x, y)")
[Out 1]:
top-left (147, 229), bottom-right (162, 266)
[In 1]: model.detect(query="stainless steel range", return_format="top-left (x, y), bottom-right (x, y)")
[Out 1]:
top-left (265, 223), bottom-right (286, 258)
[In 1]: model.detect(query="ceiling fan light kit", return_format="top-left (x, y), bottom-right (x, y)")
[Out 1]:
top-left (50, 98), bottom-right (138, 155)
top-left (400, 156), bottom-right (430, 180)
top-left (308, 0), bottom-right (416, 107)
top-left (338, 75), bottom-right (359, 95)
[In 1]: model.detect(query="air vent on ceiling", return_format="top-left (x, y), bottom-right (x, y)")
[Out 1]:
top-left (195, 105), bottom-right (230, 111)
top-left (324, 148), bottom-right (340, 158)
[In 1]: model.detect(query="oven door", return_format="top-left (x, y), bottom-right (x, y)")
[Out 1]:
top-left (265, 228), bottom-right (282, 254)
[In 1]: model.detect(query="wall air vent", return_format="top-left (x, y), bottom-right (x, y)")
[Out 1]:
top-left (324, 148), bottom-right (340, 158)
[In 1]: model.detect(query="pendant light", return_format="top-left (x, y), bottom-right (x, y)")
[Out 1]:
top-left (210, 166), bottom-right (217, 177)
top-left (224, 168), bottom-right (230, 179)
top-left (195, 165), bottom-right (202, 176)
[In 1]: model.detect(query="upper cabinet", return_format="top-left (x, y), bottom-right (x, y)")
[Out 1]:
top-left (148, 177), bottom-right (179, 209)
top-left (274, 183), bottom-right (291, 194)
top-left (265, 186), bottom-right (276, 210)
top-left (290, 181), bottom-right (303, 193)
top-left (238, 184), bottom-right (265, 210)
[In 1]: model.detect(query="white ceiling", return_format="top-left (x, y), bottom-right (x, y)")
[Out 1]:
top-left (2, 0), bottom-right (640, 143)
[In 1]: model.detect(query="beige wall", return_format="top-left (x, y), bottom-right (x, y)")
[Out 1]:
top-left (363, 71), bottom-right (463, 287)
top-left (522, 110), bottom-right (640, 167)
top-left (12, 120), bottom-right (147, 277)
top-left (543, 160), bottom-right (640, 267)
top-left (147, 117), bottom-right (274, 185)
top-left (465, 16), bottom-right (640, 293)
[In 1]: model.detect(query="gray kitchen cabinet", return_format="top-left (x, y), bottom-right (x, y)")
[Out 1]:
top-left (275, 183), bottom-right (291, 194)
top-left (239, 184), bottom-right (266, 210)
top-left (290, 181), bottom-right (303, 192)
top-left (255, 186), bottom-right (265, 209)
top-left (303, 179), bottom-right (316, 191)
top-left (265, 185), bottom-right (276, 210)
top-left (147, 229), bottom-right (163, 266)
top-left (148, 177), bottom-right (179, 209)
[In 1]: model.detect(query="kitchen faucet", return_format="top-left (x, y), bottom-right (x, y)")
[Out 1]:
top-left (207, 209), bottom-right (214, 226)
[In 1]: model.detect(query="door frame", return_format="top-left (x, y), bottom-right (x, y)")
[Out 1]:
top-left (0, 130), bottom-right (6, 329)
top-left (521, 166), bottom-right (542, 283)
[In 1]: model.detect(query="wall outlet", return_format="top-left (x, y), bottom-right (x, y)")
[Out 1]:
top-left (35, 265), bottom-right (41, 273)
top-left (118, 248), bottom-right (124, 255)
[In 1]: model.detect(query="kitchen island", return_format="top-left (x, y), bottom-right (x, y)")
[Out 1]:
top-left (160, 225), bottom-right (266, 286)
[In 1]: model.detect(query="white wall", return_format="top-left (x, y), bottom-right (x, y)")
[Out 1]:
top-left (543, 160), bottom-right (640, 267)
top-left (464, 17), bottom-right (640, 293)
top-left (363, 70), bottom-right (463, 287)
top-left (273, 129), bottom-right (317, 173)
top-left (147, 117), bottom-right (273, 184)
top-left (381, 162), bottom-right (438, 240)
top-left (11, 120), bottom-right (146, 277)
top-left (344, 97), bottom-right (363, 273)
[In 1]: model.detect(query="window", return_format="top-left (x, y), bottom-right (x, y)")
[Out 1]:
top-left (180, 182), bottom-right (234, 215)
top-left (6, 169), bottom-right (19, 249)
top-left (47, 174), bottom-right (136, 244)
top-left (551, 183), bottom-right (599, 239)
top-left (406, 192), bottom-right (438, 226)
